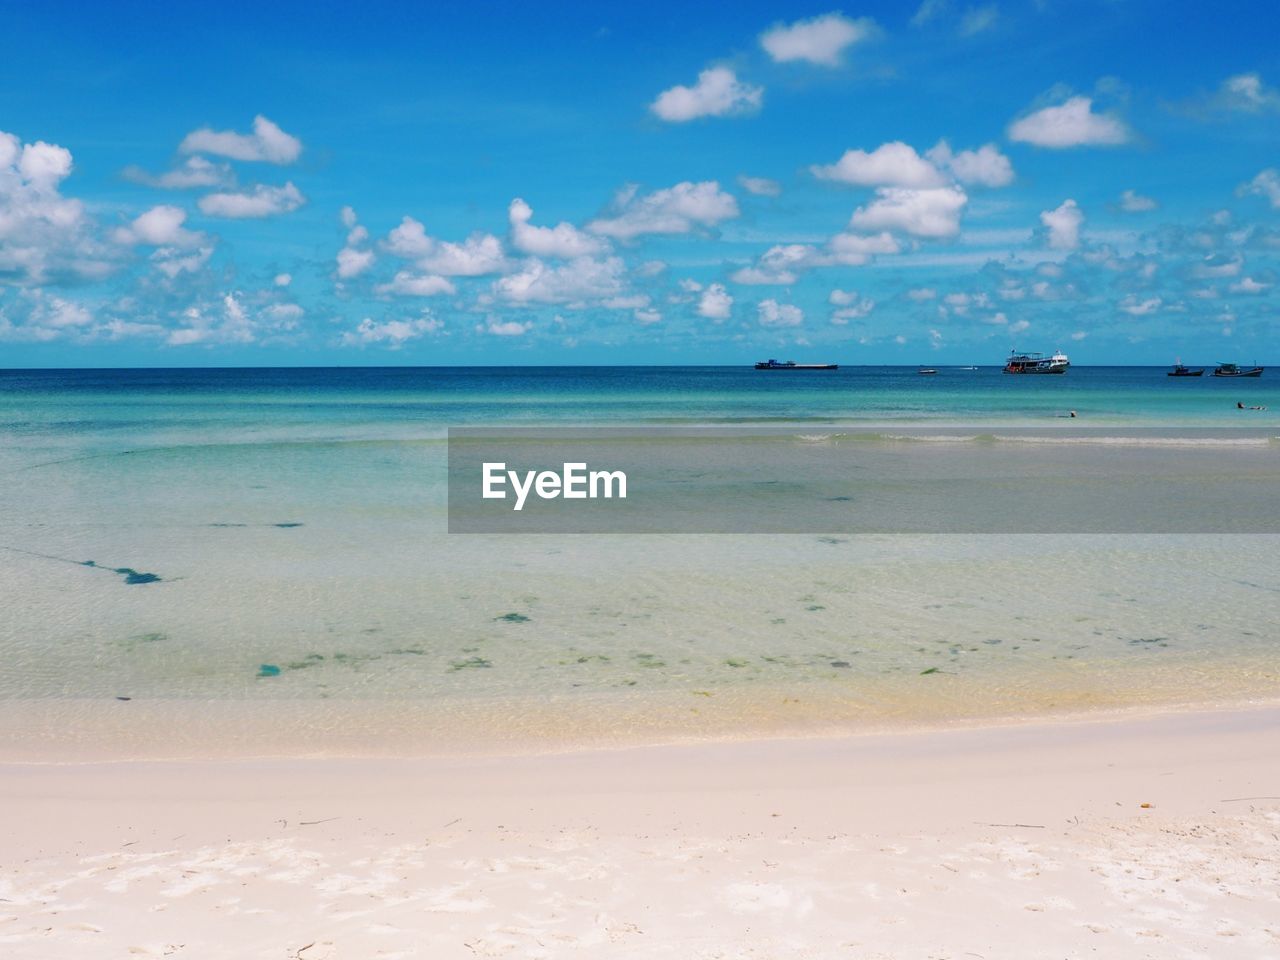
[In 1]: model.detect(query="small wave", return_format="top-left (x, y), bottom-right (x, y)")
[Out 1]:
top-left (993, 435), bottom-right (1274, 447)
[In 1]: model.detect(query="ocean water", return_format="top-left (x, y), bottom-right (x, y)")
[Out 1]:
top-left (1, 367), bottom-right (1277, 758)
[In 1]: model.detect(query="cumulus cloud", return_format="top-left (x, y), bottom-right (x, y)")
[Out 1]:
top-left (757, 299), bottom-right (804, 327)
top-left (113, 205), bottom-right (203, 247)
top-left (335, 206), bottom-right (375, 280)
top-left (341, 313), bottom-right (443, 347)
top-left (925, 141), bottom-right (1014, 187)
top-left (1008, 96), bottom-right (1131, 148)
top-left (1238, 168), bottom-right (1280, 208)
top-left (123, 156), bottom-right (234, 190)
top-left (829, 290), bottom-right (875, 323)
top-left (508, 198), bottom-right (606, 258)
top-left (697, 282), bottom-right (733, 320)
top-left (375, 271), bottom-right (457, 297)
top-left (650, 67), bottom-right (762, 122)
top-left (1119, 189), bottom-right (1158, 212)
top-left (737, 175), bottom-right (782, 197)
top-left (731, 232), bottom-right (899, 284)
top-left (1119, 295), bottom-right (1161, 315)
top-left (1228, 276), bottom-right (1271, 294)
top-left (587, 181), bottom-right (739, 240)
top-left (493, 256), bottom-right (626, 305)
top-left (198, 182), bottom-right (305, 218)
top-left (812, 141), bottom-right (946, 188)
top-left (759, 12), bottom-right (876, 66)
top-left (850, 186), bottom-right (968, 238)
top-left (166, 294), bottom-right (257, 346)
top-left (179, 115), bottom-right (302, 164)
top-left (151, 245), bottom-right (213, 279)
top-left (0, 129), bottom-right (110, 283)
top-left (1040, 199), bottom-right (1084, 249)
top-left (481, 319), bottom-right (530, 336)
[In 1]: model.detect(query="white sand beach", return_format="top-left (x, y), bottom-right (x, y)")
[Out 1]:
top-left (3, 704), bottom-right (1278, 959)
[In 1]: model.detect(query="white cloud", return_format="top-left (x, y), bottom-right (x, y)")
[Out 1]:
top-left (123, 156), bottom-right (234, 189)
top-left (0, 129), bottom-right (110, 284)
top-left (650, 67), bottom-right (762, 122)
top-left (812, 141), bottom-right (946, 188)
top-left (737, 175), bottom-right (782, 197)
top-left (1228, 276), bottom-right (1271, 294)
top-left (384, 216), bottom-right (432, 258)
top-left (1040, 199), bottom-right (1083, 250)
top-left (337, 246), bottom-right (375, 280)
top-left (482, 319), bottom-right (530, 336)
top-left (1119, 295), bottom-right (1161, 315)
top-left (508, 198), bottom-right (605, 258)
top-left (911, 0), bottom-right (947, 26)
top-left (274, 273), bottom-right (292, 287)
top-left (335, 208), bottom-right (375, 279)
top-left (492, 256), bottom-right (625, 305)
top-left (198, 181), bottom-right (305, 218)
top-left (179, 115), bottom-right (302, 164)
top-left (958, 4), bottom-right (998, 37)
top-left (757, 299), bottom-right (804, 327)
top-left (1207, 73), bottom-right (1280, 113)
top-left (375, 271), bottom-right (457, 297)
top-left (1238, 168), bottom-right (1280, 208)
top-left (166, 295), bottom-right (257, 346)
top-left (420, 233), bottom-right (507, 276)
top-left (759, 12), bottom-right (876, 66)
top-left (697, 283), bottom-right (733, 320)
top-left (926, 141), bottom-right (1014, 187)
top-left (829, 290), bottom-right (875, 323)
top-left (587, 181), bottom-right (739, 240)
top-left (341, 313), bottom-right (442, 347)
top-left (1008, 96), bottom-right (1131, 148)
top-left (850, 186), bottom-right (968, 238)
top-left (1193, 254), bottom-right (1243, 279)
top-left (907, 287), bottom-right (937, 301)
top-left (732, 243), bottom-right (813, 284)
top-left (827, 231), bottom-right (901, 263)
top-left (151, 245), bottom-right (213, 279)
top-left (113, 205), bottom-right (203, 247)
top-left (732, 232), bottom-right (899, 284)
top-left (1119, 189), bottom-right (1158, 212)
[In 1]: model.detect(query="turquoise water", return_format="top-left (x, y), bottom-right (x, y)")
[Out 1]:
top-left (1, 367), bottom-right (1277, 757)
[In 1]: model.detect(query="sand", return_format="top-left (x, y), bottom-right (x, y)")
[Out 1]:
top-left (2, 705), bottom-right (1279, 959)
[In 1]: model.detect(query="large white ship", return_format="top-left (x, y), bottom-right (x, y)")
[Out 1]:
top-left (1003, 350), bottom-right (1069, 374)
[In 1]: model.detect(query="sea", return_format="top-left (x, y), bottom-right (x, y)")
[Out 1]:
top-left (1, 366), bottom-right (1277, 758)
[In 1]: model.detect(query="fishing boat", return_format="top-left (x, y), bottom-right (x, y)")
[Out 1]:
top-left (754, 359), bottom-right (839, 370)
top-left (1003, 350), bottom-right (1069, 374)
top-left (1167, 361), bottom-right (1204, 377)
top-left (1213, 362), bottom-right (1264, 378)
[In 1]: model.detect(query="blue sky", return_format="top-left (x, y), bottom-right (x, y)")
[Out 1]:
top-left (1, 0), bottom-right (1277, 365)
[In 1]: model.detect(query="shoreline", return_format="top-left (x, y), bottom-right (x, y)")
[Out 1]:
top-left (4, 703), bottom-right (1279, 958)
top-left (4, 690), bottom-right (1280, 765)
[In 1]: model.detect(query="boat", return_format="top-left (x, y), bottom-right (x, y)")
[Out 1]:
top-left (1003, 350), bottom-right (1069, 374)
top-left (754, 359), bottom-right (838, 370)
top-left (1167, 361), bottom-right (1204, 377)
top-left (917, 367), bottom-right (937, 375)
top-left (1213, 362), bottom-right (1264, 378)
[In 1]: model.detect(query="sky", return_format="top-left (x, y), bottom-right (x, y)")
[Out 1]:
top-left (0, 0), bottom-right (1277, 366)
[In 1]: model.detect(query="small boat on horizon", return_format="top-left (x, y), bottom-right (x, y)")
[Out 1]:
top-left (1004, 350), bottom-right (1069, 374)
top-left (917, 367), bottom-right (937, 375)
top-left (754, 359), bottom-right (839, 370)
top-left (1213, 362), bottom-right (1264, 378)
top-left (1168, 361), bottom-right (1205, 377)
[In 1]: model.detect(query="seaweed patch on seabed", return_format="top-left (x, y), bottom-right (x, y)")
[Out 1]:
top-left (81, 561), bottom-right (163, 584)
top-left (0, 543), bottom-right (167, 585)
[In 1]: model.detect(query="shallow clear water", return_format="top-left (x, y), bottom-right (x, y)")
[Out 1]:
top-left (1, 367), bottom-right (1277, 756)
